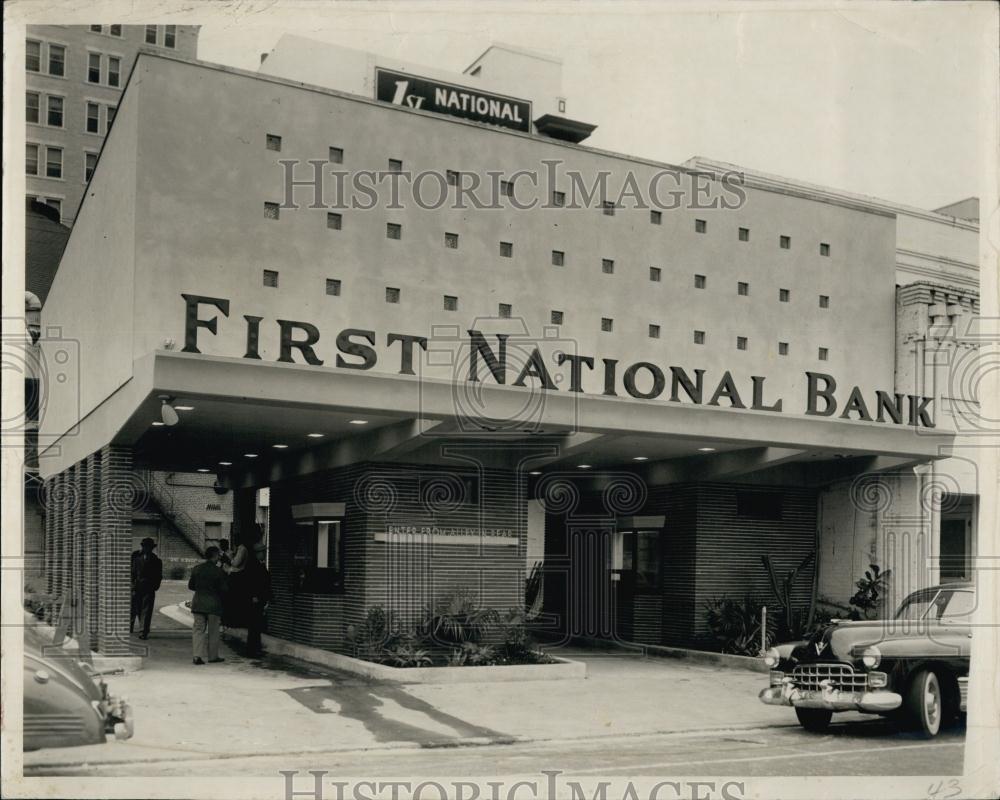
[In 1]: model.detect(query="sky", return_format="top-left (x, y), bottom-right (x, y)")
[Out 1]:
top-left (190, 1), bottom-right (994, 212)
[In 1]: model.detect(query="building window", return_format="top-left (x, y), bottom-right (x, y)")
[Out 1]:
top-left (780, 235), bottom-right (791, 249)
top-left (295, 519), bottom-right (345, 594)
top-left (48, 45), bottom-right (65, 77)
top-left (778, 342), bottom-right (789, 356)
top-left (26, 144), bottom-right (39, 176)
top-left (86, 102), bottom-right (100, 133)
top-left (329, 146), bottom-right (343, 164)
top-left (108, 56), bottom-right (121, 87)
top-left (109, 24), bottom-right (122, 36)
top-left (105, 105), bottom-right (116, 130)
top-left (737, 336), bottom-right (748, 351)
top-left (551, 250), bottom-right (565, 266)
top-left (46, 96), bottom-right (64, 127)
top-left (164, 25), bottom-right (177, 48)
top-left (446, 169), bottom-right (460, 187)
top-left (601, 200), bottom-right (615, 216)
top-left (262, 270), bottom-right (279, 288)
top-left (500, 241), bottom-right (513, 258)
top-left (498, 303), bottom-right (512, 318)
top-left (649, 267), bottom-right (661, 282)
top-left (266, 134), bottom-right (282, 151)
top-left (601, 317), bottom-right (614, 333)
top-left (779, 288), bottom-right (790, 302)
top-left (145, 25), bottom-right (157, 44)
top-left (27, 40), bottom-right (41, 71)
top-left (325, 278), bottom-right (341, 296)
top-left (820, 242), bottom-right (831, 257)
top-left (264, 202), bottom-right (280, 220)
top-left (650, 210), bottom-right (662, 225)
top-left (45, 198), bottom-right (62, 216)
top-left (738, 227), bottom-right (750, 242)
top-left (26, 92), bottom-right (39, 124)
top-left (602, 258), bottom-right (614, 274)
top-left (444, 232), bottom-right (459, 249)
top-left (388, 158), bottom-right (403, 172)
top-left (46, 147), bottom-right (63, 179)
top-left (694, 274), bottom-right (706, 289)
top-left (327, 212), bottom-right (342, 230)
top-left (85, 152), bottom-right (98, 182)
top-left (90, 25), bottom-right (102, 33)
top-left (619, 529), bottom-right (661, 592)
top-left (551, 190), bottom-right (565, 207)
top-left (386, 287), bottom-right (400, 304)
top-left (443, 295), bottom-right (458, 311)
top-left (694, 330), bottom-right (705, 345)
top-left (649, 324), bottom-right (661, 339)
top-left (818, 347), bottom-right (829, 361)
top-left (695, 219), bottom-right (707, 233)
top-left (386, 222), bottom-right (402, 240)
top-left (88, 53), bottom-right (101, 84)
top-left (737, 281), bottom-right (749, 296)
top-left (551, 310), bottom-right (564, 325)
top-left (819, 295), bottom-right (830, 309)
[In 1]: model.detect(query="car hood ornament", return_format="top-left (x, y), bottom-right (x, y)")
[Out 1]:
top-left (814, 639), bottom-right (828, 655)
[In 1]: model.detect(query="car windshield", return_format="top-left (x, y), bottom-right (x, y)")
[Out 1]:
top-left (895, 588), bottom-right (975, 620)
top-left (895, 589), bottom-right (939, 620)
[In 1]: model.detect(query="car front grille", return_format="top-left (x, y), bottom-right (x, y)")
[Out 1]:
top-left (791, 663), bottom-right (868, 691)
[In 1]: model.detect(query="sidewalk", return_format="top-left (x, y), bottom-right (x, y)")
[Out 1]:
top-left (23, 583), bottom-right (807, 771)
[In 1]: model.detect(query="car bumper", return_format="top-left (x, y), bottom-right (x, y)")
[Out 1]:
top-left (759, 684), bottom-right (902, 713)
top-left (104, 697), bottom-right (134, 740)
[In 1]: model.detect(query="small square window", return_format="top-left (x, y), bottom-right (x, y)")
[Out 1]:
top-left (551, 250), bottom-right (565, 267)
top-left (694, 330), bottom-right (705, 345)
top-left (780, 235), bottom-right (791, 249)
top-left (91, 24), bottom-right (102, 33)
top-left (820, 243), bottom-right (831, 257)
top-left (602, 258), bottom-right (614, 274)
top-left (85, 152), bottom-right (98, 182)
top-left (819, 295), bottom-right (830, 309)
top-left (778, 342), bottom-right (789, 356)
top-left (388, 159), bottom-right (403, 172)
top-left (650, 267), bottom-right (662, 282)
top-left (551, 310), bottom-right (564, 325)
top-left (327, 212), bottom-right (342, 230)
top-left (500, 241), bottom-right (513, 258)
top-left (601, 318), bottom-right (614, 333)
top-left (695, 219), bottom-right (707, 233)
top-left (329, 146), bottom-right (344, 164)
top-left (498, 303), bottom-right (512, 318)
top-left (650, 210), bottom-right (662, 225)
top-left (164, 25), bottom-right (176, 48)
top-left (818, 347), bottom-right (829, 361)
top-left (779, 289), bottom-right (790, 302)
top-left (694, 274), bottom-right (706, 289)
top-left (445, 232), bottom-right (459, 249)
top-left (601, 201), bottom-right (615, 216)
top-left (446, 170), bottom-right (460, 186)
top-left (263, 270), bottom-right (279, 288)
top-left (738, 227), bottom-right (750, 242)
top-left (266, 134), bottom-right (282, 151)
top-left (737, 336), bottom-right (748, 351)
top-left (326, 279), bottom-right (342, 296)
top-left (145, 25), bottom-right (158, 44)
top-left (649, 324), bottom-right (661, 339)
top-left (443, 295), bottom-right (458, 311)
top-left (386, 223), bottom-right (402, 240)
top-left (264, 202), bottom-right (280, 220)
top-left (109, 25), bottom-right (122, 36)
top-left (551, 190), bottom-right (565, 207)
top-left (737, 281), bottom-right (749, 296)
top-left (386, 287), bottom-right (400, 304)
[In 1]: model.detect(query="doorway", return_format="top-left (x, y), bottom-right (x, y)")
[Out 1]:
top-left (940, 495), bottom-right (976, 583)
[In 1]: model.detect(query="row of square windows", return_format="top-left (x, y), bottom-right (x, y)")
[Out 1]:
top-left (25, 29), bottom-right (177, 76)
top-left (26, 144), bottom-right (100, 182)
top-left (27, 94), bottom-right (117, 134)
top-left (261, 271), bottom-right (833, 353)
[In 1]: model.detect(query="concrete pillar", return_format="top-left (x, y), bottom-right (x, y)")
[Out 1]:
top-left (98, 445), bottom-right (134, 656)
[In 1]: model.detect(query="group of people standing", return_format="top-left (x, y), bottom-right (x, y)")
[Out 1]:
top-left (188, 530), bottom-right (273, 664)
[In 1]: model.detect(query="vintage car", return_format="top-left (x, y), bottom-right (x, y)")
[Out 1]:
top-left (23, 619), bottom-right (134, 751)
top-left (759, 583), bottom-right (974, 737)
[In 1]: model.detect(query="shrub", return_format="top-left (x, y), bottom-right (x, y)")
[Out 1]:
top-left (446, 642), bottom-right (496, 666)
top-left (346, 605), bottom-right (400, 662)
top-left (849, 563), bottom-right (892, 619)
top-left (703, 595), bottom-right (776, 656)
top-left (384, 637), bottom-right (433, 668)
top-left (420, 586), bottom-right (500, 646)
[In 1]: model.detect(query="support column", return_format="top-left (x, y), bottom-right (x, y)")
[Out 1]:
top-left (98, 445), bottom-right (134, 656)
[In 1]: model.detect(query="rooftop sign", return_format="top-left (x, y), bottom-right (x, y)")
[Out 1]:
top-left (375, 68), bottom-right (532, 133)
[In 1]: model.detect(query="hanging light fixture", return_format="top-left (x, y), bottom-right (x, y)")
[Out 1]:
top-left (159, 395), bottom-right (179, 426)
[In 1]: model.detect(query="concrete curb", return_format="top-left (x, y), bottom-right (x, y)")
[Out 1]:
top-left (161, 604), bottom-right (588, 683)
top-left (568, 635), bottom-right (769, 673)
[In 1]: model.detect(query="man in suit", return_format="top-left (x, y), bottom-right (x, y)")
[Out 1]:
top-left (188, 546), bottom-right (228, 665)
top-left (244, 542), bottom-right (273, 658)
top-left (130, 537), bottom-right (163, 640)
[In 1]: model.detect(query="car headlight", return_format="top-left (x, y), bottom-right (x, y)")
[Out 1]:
top-left (763, 647), bottom-right (780, 668)
top-left (861, 645), bottom-right (882, 669)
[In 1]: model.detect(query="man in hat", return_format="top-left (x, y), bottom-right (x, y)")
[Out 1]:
top-left (130, 537), bottom-right (163, 640)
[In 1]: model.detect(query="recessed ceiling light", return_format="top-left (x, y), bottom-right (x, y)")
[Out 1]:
top-left (244, 453), bottom-right (258, 458)
top-left (273, 444), bottom-right (288, 449)
top-left (218, 461), bottom-right (232, 466)
top-left (348, 419), bottom-right (368, 425)
top-left (175, 405), bottom-right (195, 411)
top-left (528, 470), bottom-right (542, 476)
top-left (151, 421), bottom-right (165, 427)
top-left (307, 433), bottom-right (324, 438)
top-left (577, 464), bottom-right (592, 469)
top-left (196, 468), bottom-right (210, 473)
top-left (632, 456), bottom-right (648, 461)
top-left (698, 447), bottom-right (716, 452)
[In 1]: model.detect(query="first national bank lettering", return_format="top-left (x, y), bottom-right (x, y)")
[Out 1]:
top-left (181, 294), bottom-right (935, 428)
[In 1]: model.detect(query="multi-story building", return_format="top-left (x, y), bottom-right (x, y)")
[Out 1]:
top-left (36, 41), bottom-right (980, 660)
top-left (25, 24), bottom-right (199, 225)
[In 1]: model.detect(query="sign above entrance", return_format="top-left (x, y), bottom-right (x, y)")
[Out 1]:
top-left (375, 68), bottom-right (532, 133)
top-left (377, 525), bottom-right (517, 546)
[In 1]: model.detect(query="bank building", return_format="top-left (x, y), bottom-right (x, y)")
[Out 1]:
top-left (33, 36), bottom-right (981, 662)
